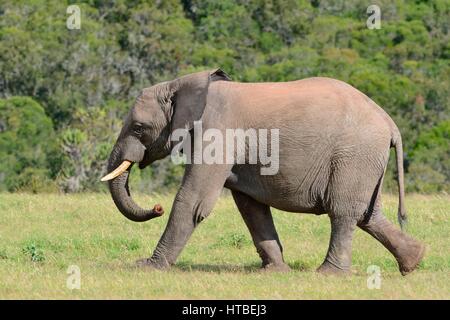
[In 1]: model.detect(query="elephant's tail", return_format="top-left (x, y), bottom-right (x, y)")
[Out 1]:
top-left (392, 132), bottom-right (407, 230)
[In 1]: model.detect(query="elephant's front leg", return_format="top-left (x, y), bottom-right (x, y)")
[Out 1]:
top-left (138, 164), bottom-right (231, 269)
top-left (232, 191), bottom-right (290, 272)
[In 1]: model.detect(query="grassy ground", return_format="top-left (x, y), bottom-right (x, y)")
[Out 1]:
top-left (0, 192), bottom-right (448, 299)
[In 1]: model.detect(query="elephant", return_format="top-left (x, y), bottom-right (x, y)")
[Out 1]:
top-left (101, 69), bottom-right (425, 275)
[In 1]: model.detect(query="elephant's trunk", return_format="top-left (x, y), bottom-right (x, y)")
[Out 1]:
top-left (105, 149), bottom-right (164, 222)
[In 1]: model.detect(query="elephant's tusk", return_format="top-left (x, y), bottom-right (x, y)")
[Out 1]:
top-left (100, 160), bottom-right (132, 182)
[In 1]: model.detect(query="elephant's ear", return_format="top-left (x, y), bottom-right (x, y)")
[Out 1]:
top-left (169, 68), bottom-right (231, 132)
top-left (210, 68), bottom-right (231, 82)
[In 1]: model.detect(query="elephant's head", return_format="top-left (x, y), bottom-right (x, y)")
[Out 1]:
top-left (101, 69), bottom-right (230, 222)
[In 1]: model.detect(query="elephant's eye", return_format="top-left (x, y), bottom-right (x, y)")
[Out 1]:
top-left (133, 123), bottom-right (144, 136)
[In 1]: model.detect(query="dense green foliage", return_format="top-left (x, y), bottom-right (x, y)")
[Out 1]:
top-left (0, 97), bottom-right (59, 192)
top-left (0, 0), bottom-right (448, 193)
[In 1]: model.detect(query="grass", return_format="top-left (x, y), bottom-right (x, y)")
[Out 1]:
top-left (0, 192), bottom-right (448, 299)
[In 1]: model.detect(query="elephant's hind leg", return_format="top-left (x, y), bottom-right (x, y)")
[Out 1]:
top-left (232, 191), bottom-right (290, 272)
top-left (317, 215), bottom-right (357, 275)
top-left (318, 160), bottom-right (382, 274)
top-left (358, 210), bottom-right (425, 276)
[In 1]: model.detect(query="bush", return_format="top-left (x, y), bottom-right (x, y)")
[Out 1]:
top-left (6, 167), bottom-right (59, 193)
top-left (0, 97), bottom-right (58, 192)
top-left (407, 121), bottom-right (450, 193)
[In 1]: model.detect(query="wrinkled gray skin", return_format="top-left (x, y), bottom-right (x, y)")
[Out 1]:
top-left (106, 69), bottom-right (425, 275)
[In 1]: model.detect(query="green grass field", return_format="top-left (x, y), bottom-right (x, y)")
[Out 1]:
top-left (0, 193), bottom-right (448, 299)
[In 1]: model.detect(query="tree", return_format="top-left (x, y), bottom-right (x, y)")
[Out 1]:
top-left (0, 97), bottom-right (58, 192)
top-left (407, 120), bottom-right (450, 193)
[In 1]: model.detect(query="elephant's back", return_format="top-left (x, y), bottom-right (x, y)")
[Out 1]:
top-left (224, 77), bottom-right (393, 128)
top-left (214, 77), bottom-right (396, 150)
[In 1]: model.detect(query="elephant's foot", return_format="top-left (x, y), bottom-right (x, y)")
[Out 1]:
top-left (261, 262), bottom-right (291, 273)
top-left (397, 241), bottom-right (426, 276)
top-left (316, 260), bottom-right (351, 276)
top-left (358, 213), bottom-right (425, 276)
top-left (135, 257), bottom-right (169, 270)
